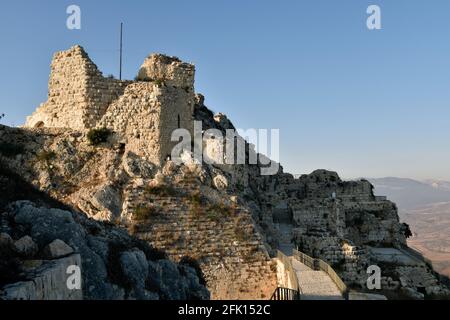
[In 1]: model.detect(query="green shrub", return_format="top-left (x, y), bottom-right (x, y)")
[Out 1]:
top-left (87, 128), bottom-right (111, 146)
top-left (207, 202), bottom-right (234, 221)
top-left (402, 223), bottom-right (413, 238)
top-left (134, 75), bottom-right (152, 82)
top-left (144, 184), bottom-right (177, 197)
top-left (133, 206), bottom-right (159, 221)
top-left (36, 150), bottom-right (56, 163)
top-left (235, 225), bottom-right (249, 242)
top-left (190, 191), bottom-right (202, 206)
top-left (153, 78), bottom-right (165, 87)
top-left (0, 143), bottom-right (24, 158)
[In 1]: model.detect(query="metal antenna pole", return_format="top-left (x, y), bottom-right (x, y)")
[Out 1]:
top-left (119, 22), bottom-right (123, 80)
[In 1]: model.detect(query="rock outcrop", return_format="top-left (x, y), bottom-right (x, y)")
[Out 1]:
top-left (0, 165), bottom-right (209, 300)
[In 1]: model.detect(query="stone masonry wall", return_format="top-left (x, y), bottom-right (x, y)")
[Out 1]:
top-left (25, 47), bottom-right (195, 166)
top-left (138, 54), bottom-right (195, 89)
top-left (25, 46), bottom-right (129, 130)
top-left (126, 167), bottom-right (278, 300)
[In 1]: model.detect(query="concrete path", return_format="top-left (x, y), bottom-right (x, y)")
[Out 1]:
top-left (277, 222), bottom-right (343, 300)
top-left (291, 259), bottom-right (344, 300)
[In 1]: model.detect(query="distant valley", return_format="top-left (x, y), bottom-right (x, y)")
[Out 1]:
top-left (369, 177), bottom-right (450, 278)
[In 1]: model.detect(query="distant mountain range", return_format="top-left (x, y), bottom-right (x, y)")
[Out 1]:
top-left (368, 177), bottom-right (450, 211)
top-left (367, 177), bottom-right (450, 278)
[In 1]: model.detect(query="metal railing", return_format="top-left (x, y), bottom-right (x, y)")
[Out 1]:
top-left (276, 250), bottom-right (300, 292)
top-left (293, 249), bottom-right (348, 296)
top-left (317, 259), bottom-right (347, 295)
top-left (292, 249), bottom-right (315, 270)
top-left (271, 287), bottom-right (301, 300)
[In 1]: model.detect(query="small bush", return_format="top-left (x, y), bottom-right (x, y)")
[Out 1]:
top-left (402, 223), bottom-right (413, 239)
top-left (207, 202), bottom-right (234, 221)
top-left (36, 150), bottom-right (56, 163)
top-left (87, 128), bottom-right (111, 146)
top-left (106, 74), bottom-right (115, 79)
top-left (190, 191), bottom-right (202, 206)
top-left (189, 202), bottom-right (203, 218)
top-left (353, 216), bottom-right (364, 227)
top-left (133, 206), bottom-right (159, 221)
top-left (134, 75), bottom-right (152, 82)
top-left (0, 143), bottom-right (24, 158)
top-left (153, 78), bottom-right (166, 87)
top-left (179, 256), bottom-right (207, 286)
top-left (144, 184), bottom-right (177, 197)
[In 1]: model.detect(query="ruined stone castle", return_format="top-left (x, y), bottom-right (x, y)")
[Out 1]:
top-left (25, 45), bottom-right (195, 165)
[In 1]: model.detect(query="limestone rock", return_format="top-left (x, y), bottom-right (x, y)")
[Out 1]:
top-left (13, 236), bottom-right (38, 257)
top-left (1, 254), bottom-right (83, 300)
top-left (43, 239), bottom-right (74, 259)
top-left (213, 174), bottom-right (228, 190)
top-left (91, 184), bottom-right (122, 221)
top-left (119, 250), bottom-right (149, 294)
top-left (0, 199), bottom-right (209, 301)
top-left (138, 54), bottom-right (195, 89)
top-left (123, 152), bottom-right (155, 178)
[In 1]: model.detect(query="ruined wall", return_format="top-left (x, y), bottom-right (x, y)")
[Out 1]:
top-left (157, 86), bottom-right (195, 163)
top-left (126, 167), bottom-right (278, 300)
top-left (25, 48), bottom-right (195, 166)
top-left (25, 46), bottom-right (129, 130)
top-left (138, 54), bottom-right (195, 88)
top-left (98, 56), bottom-right (195, 165)
top-left (138, 54), bottom-right (196, 163)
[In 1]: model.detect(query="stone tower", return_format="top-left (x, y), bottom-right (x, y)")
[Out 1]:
top-left (25, 46), bottom-right (196, 166)
top-left (25, 46), bottom-right (129, 130)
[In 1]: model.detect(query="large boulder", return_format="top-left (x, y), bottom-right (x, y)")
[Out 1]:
top-left (13, 236), bottom-right (38, 257)
top-left (119, 249), bottom-right (149, 298)
top-left (92, 184), bottom-right (122, 221)
top-left (1, 254), bottom-right (83, 300)
top-left (43, 239), bottom-right (74, 259)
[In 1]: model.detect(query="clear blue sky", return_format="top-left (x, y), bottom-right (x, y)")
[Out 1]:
top-left (1, 0), bottom-right (450, 180)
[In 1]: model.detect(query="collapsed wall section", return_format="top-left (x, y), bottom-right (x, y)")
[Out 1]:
top-left (25, 46), bottom-right (129, 130)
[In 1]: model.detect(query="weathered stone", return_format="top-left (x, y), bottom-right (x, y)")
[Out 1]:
top-left (43, 239), bottom-right (74, 259)
top-left (213, 174), bottom-right (228, 190)
top-left (1, 254), bottom-right (83, 300)
top-left (92, 184), bottom-right (122, 221)
top-left (119, 250), bottom-right (149, 298)
top-left (1, 201), bottom-right (209, 300)
top-left (0, 232), bottom-right (13, 251)
top-left (13, 236), bottom-right (38, 257)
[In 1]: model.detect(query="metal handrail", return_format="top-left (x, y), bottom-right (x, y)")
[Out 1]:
top-left (276, 250), bottom-right (300, 292)
top-left (270, 287), bottom-right (301, 300)
top-left (293, 249), bottom-right (348, 296)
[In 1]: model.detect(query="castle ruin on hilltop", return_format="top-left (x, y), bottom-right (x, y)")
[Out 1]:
top-left (25, 45), bottom-right (196, 165)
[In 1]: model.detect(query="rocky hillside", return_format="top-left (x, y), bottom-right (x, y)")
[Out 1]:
top-left (0, 160), bottom-right (209, 300)
top-left (1, 46), bottom-right (449, 300)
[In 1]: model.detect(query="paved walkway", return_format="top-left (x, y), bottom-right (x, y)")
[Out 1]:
top-left (291, 258), bottom-right (344, 300)
top-left (277, 222), bottom-right (344, 300)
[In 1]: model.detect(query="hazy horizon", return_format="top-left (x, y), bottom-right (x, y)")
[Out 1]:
top-left (1, 0), bottom-right (450, 181)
